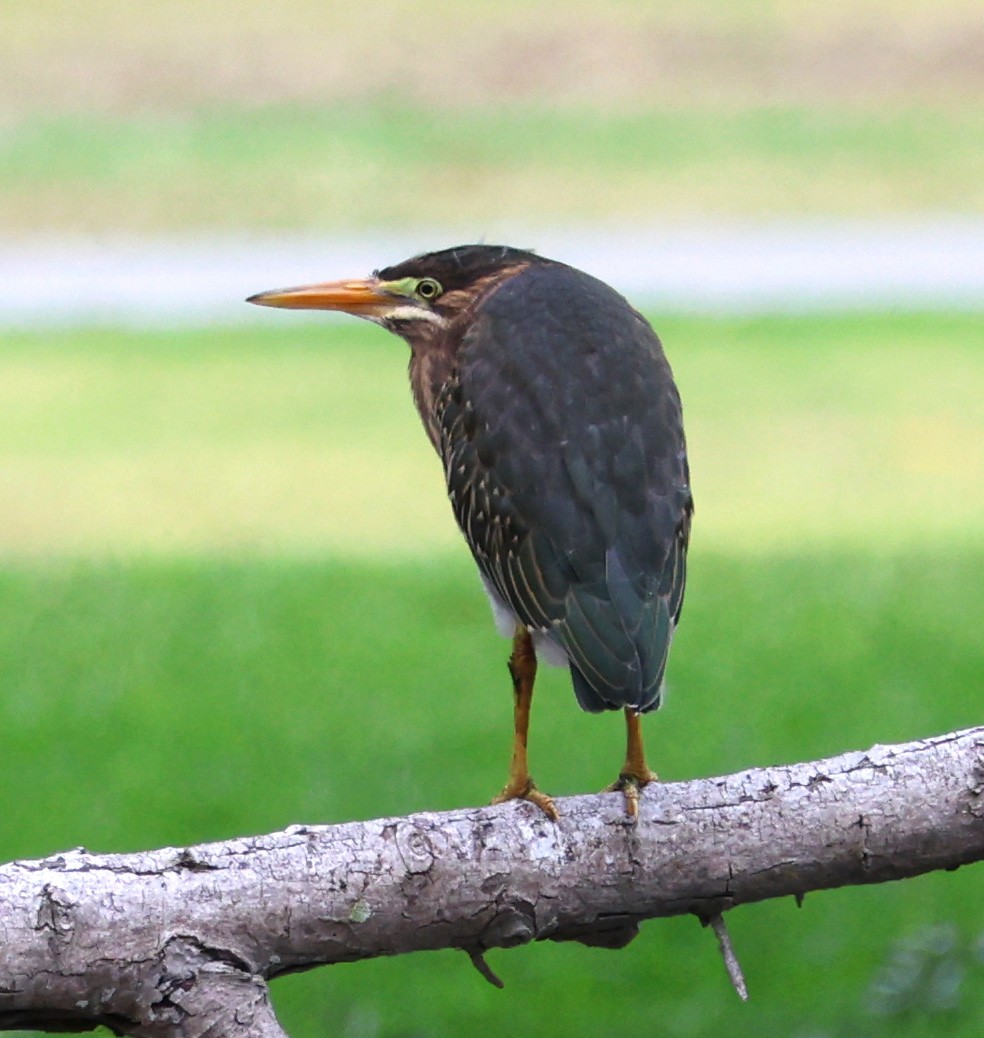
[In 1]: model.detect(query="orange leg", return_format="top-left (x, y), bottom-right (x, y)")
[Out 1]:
top-left (607, 708), bottom-right (659, 820)
top-left (491, 626), bottom-right (558, 821)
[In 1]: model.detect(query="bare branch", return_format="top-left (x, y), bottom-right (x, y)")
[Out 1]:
top-left (1, 726), bottom-right (982, 1037)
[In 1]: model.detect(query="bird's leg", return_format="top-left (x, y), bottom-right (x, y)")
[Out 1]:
top-left (491, 626), bottom-right (558, 821)
top-left (607, 708), bottom-right (659, 820)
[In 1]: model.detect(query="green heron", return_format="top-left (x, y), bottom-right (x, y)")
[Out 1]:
top-left (248, 246), bottom-right (692, 820)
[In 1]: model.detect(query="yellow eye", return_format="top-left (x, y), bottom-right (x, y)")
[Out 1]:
top-left (416, 278), bottom-right (442, 301)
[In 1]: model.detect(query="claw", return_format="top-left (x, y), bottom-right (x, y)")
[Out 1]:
top-left (492, 777), bottom-right (559, 821)
top-left (606, 770), bottom-right (657, 820)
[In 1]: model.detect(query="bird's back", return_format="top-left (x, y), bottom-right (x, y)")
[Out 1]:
top-left (438, 261), bottom-right (692, 713)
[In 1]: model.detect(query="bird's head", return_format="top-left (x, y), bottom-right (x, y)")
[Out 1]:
top-left (247, 244), bottom-right (546, 350)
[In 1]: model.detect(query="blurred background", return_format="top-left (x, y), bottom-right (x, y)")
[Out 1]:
top-left (1, 2), bottom-right (982, 1036)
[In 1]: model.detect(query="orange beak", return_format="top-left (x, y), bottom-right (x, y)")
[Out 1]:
top-left (246, 278), bottom-right (397, 317)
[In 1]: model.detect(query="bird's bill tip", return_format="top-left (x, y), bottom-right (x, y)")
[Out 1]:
top-left (246, 278), bottom-right (391, 313)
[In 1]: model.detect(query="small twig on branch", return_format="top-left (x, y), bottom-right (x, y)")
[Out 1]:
top-left (0, 726), bottom-right (982, 1038)
top-left (467, 948), bottom-right (506, 989)
top-left (705, 913), bottom-right (749, 1001)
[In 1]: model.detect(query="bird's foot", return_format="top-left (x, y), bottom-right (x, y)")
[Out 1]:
top-left (606, 768), bottom-right (659, 821)
top-left (491, 776), bottom-right (559, 821)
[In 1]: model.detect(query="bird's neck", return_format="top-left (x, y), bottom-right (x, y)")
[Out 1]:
top-left (408, 343), bottom-right (457, 453)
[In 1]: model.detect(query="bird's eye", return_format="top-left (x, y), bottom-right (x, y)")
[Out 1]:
top-left (416, 278), bottom-right (443, 301)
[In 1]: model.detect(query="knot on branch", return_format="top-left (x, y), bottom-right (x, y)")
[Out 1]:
top-left (480, 900), bottom-right (537, 949)
top-left (35, 884), bottom-right (77, 946)
top-left (138, 936), bottom-right (282, 1038)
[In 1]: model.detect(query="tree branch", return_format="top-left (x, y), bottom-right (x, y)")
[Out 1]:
top-left (2, 726), bottom-right (982, 1036)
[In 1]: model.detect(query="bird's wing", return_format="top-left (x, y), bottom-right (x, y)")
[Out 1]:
top-left (437, 263), bottom-right (692, 713)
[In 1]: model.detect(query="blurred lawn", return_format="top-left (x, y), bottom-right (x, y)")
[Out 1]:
top-left (0, 552), bottom-right (981, 1037)
top-left (1, 2), bottom-right (982, 235)
top-left (4, 105), bottom-right (983, 235)
top-left (0, 313), bottom-right (982, 1036)
top-left (1, 314), bottom-right (981, 556)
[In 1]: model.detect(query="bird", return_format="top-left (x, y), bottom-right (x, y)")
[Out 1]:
top-left (247, 245), bottom-right (692, 821)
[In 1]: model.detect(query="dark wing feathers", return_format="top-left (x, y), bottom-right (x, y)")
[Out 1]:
top-left (438, 262), bottom-right (692, 713)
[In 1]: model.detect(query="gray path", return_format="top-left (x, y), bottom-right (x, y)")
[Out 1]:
top-left (1, 220), bottom-right (981, 327)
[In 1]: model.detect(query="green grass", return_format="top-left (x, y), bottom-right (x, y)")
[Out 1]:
top-left (3, 3), bottom-right (980, 236)
top-left (1, 313), bottom-right (982, 1034)
top-left (1, 314), bottom-right (981, 557)
top-left (1, 552), bottom-right (982, 1037)
top-left (3, 104), bottom-right (982, 235)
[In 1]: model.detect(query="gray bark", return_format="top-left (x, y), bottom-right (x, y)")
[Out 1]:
top-left (1, 726), bottom-right (982, 1037)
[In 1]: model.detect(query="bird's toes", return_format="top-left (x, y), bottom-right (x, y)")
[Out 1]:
top-left (605, 770), bottom-right (659, 821)
top-left (491, 778), bottom-right (560, 821)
